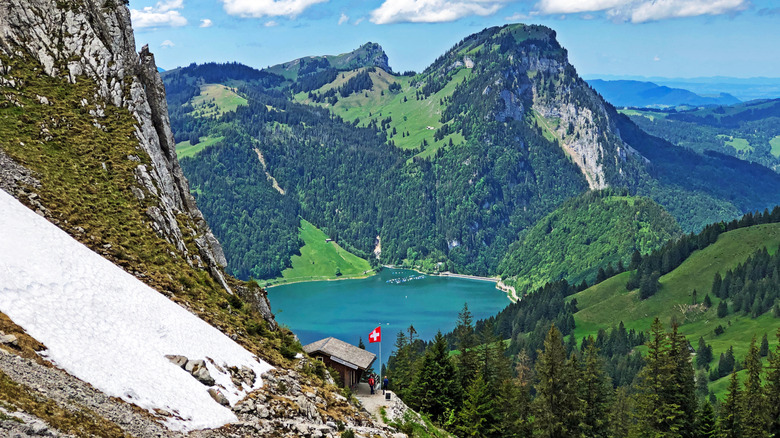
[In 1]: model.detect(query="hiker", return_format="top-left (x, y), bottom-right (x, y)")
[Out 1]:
top-left (382, 376), bottom-right (389, 395)
top-left (368, 375), bottom-right (375, 394)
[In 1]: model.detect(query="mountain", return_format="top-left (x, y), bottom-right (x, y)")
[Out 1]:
top-left (163, 24), bottom-right (780, 280)
top-left (265, 42), bottom-right (391, 80)
top-left (0, 0), bottom-right (395, 435)
top-left (587, 79), bottom-right (741, 108)
top-left (499, 190), bottom-right (681, 293)
top-left (621, 99), bottom-right (780, 172)
top-left (585, 74), bottom-right (780, 101)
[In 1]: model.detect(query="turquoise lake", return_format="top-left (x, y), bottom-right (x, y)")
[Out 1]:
top-left (267, 269), bottom-right (511, 367)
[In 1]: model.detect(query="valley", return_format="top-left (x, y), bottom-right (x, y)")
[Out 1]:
top-left (0, 0), bottom-right (779, 435)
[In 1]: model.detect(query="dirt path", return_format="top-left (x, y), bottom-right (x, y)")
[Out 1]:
top-left (355, 382), bottom-right (394, 426)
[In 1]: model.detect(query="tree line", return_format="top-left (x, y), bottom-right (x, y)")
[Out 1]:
top-left (387, 310), bottom-right (780, 438)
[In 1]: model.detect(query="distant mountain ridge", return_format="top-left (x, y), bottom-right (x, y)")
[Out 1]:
top-left (264, 42), bottom-right (391, 80)
top-left (587, 79), bottom-right (740, 108)
top-left (163, 23), bottom-right (780, 280)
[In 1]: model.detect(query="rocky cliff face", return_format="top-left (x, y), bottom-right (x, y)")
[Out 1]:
top-left (434, 24), bottom-right (645, 191)
top-left (0, 0), bottom-right (232, 293)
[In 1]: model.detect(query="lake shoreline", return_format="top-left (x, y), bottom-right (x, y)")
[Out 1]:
top-left (264, 265), bottom-right (515, 302)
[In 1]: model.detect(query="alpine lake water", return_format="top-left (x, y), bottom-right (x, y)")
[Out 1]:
top-left (266, 268), bottom-right (511, 368)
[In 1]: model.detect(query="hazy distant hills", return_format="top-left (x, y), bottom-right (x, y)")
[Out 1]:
top-left (587, 79), bottom-right (741, 108)
top-left (586, 75), bottom-right (780, 102)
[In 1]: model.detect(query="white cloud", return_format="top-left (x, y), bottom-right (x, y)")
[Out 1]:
top-left (535, 0), bottom-right (748, 23)
top-left (628, 0), bottom-right (748, 23)
top-left (220, 0), bottom-right (329, 18)
top-left (354, 17), bottom-right (365, 25)
top-left (537, 0), bottom-right (626, 14)
top-left (160, 40), bottom-right (175, 48)
top-left (504, 11), bottom-right (530, 20)
top-left (338, 13), bottom-right (349, 24)
top-left (653, 55), bottom-right (660, 61)
top-left (131, 0), bottom-right (188, 28)
top-left (264, 20), bottom-right (279, 26)
top-left (370, 0), bottom-right (507, 24)
top-left (200, 18), bottom-right (213, 27)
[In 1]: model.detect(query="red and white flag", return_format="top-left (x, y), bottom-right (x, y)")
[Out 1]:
top-left (369, 326), bottom-right (381, 343)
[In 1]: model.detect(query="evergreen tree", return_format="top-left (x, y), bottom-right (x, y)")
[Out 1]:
top-left (696, 337), bottom-right (713, 368)
top-left (456, 373), bottom-right (495, 438)
top-left (717, 300), bottom-right (729, 317)
top-left (581, 342), bottom-right (611, 438)
top-left (718, 372), bottom-right (741, 438)
top-left (766, 328), bottom-right (780, 437)
top-left (609, 386), bottom-right (633, 438)
top-left (496, 378), bottom-right (532, 438)
top-left (696, 401), bottom-right (717, 438)
top-left (740, 337), bottom-right (767, 438)
top-left (703, 293), bottom-right (712, 308)
top-left (358, 337), bottom-right (365, 349)
top-left (454, 303), bottom-right (478, 392)
top-left (759, 333), bottom-right (769, 357)
top-left (533, 325), bottom-right (582, 438)
top-left (408, 331), bottom-right (458, 423)
top-left (632, 318), bottom-right (684, 437)
top-left (669, 325), bottom-right (697, 437)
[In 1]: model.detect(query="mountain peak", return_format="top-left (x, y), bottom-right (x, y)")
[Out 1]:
top-left (265, 42), bottom-right (390, 80)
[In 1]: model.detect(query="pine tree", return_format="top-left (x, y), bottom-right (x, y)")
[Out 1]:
top-left (407, 331), bottom-right (458, 423)
top-left (454, 303), bottom-right (478, 392)
top-left (669, 325), bottom-right (697, 437)
top-left (358, 337), bottom-right (365, 349)
top-left (766, 328), bottom-right (780, 437)
top-left (696, 401), bottom-right (717, 438)
top-left (609, 386), bottom-right (633, 438)
top-left (759, 333), bottom-right (769, 357)
top-left (717, 300), bottom-right (729, 317)
top-left (581, 342), bottom-right (611, 438)
top-left (740, 337), bottom-right (767, 438)
top-left (718, 372), bottom-right (741, 438)
top-left (632, 318), bottom-right (683, 438)
top-left (533, 325), bottom-right (582, 438)
top-left (496, 378), bottom-right (532, 438)
top-left (456, 373), bottom-right (494, 438)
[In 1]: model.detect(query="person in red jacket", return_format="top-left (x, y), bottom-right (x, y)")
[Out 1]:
top-left (368, 375), bottom-right (375, 394)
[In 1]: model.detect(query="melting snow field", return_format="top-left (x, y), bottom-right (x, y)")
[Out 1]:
top-left (0, 190), bottom-right (273, 431)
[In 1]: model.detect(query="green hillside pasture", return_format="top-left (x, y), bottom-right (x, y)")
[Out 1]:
top-left (717, 134), bottom-right (752, 153)
top-left (618, 109), bottom-right (666, 121)
top-left (770, 135), bottom-right (780, 157)
top-left (190, 84), bottom-right (247, 118)
top-left (295, 67), bottom-right (469, 156)
top-left (175, 136), bottom-right (224, 160)
top-left (268, 219), bottom-right (373, 286)
top-left (570, 223), bottom-right (780, 394)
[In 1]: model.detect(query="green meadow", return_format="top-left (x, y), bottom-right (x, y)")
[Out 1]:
top-left (569, 223), bottom-right (780, 396)
top-left (175, 135), bottom-right (224, 160)
top-left (266, 219), bottom-right (373, 286)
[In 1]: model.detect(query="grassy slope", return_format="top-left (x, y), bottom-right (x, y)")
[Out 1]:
top-left (770, 135), bottom-right (780, 157)
top-left (175, 135), bottom-right (224, 160)
top-left (266, 219), bottom-right (373, 286)
top-left (570, 223), bottom-right (780, 395)
top-left (190, 83), bottom-right (247, 118)
top-left (293, 67), bottom-right (468, 158)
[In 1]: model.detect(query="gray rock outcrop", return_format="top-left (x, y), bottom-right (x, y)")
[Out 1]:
top-left (0, 0), bottom-right (231, 294)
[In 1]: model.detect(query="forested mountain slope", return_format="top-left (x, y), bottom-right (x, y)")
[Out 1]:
top-left (499, 190), bottom-right (681, 293)
top-left (622, 99), bottom-right (780, 172)
top-left (163, 24), bottom-right (780, 281)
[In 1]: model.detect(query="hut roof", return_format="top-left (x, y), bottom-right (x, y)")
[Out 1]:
top-left (303, 337), bottom-right (376, 370)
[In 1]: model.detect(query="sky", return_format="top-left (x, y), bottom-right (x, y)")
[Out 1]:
top-left (128, 0), bottom-right (780, 79)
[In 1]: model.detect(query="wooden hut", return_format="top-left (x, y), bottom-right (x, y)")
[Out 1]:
top-left (303, 337), bottom-right (376, 389)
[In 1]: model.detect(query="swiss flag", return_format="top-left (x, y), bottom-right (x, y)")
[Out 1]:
top-left (369, 326), bottom-right (381, 343)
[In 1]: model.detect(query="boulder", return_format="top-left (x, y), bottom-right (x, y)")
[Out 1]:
top-left (208, 388), bottom-right (229, 406)
top-left (0, 334), bottom-right (18, 346)
top-left (164, 354), bottom-right (188, 368)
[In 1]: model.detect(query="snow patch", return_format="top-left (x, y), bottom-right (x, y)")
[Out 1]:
top-left (0, 190), bottom-right (273, 431)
